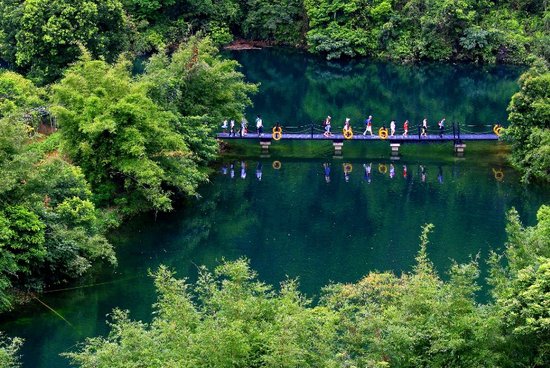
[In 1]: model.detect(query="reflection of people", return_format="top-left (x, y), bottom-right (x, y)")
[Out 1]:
top-left (364, 163), bottom-right (372, 183)
top-left (240, 161), bottom-right (246, 179)
top-left (403, 120), bottom-right (409, 136)
top-left (420, 165), bottom-right (426, 182)
top-left (256, 162), bottom-right (263, 181)
top-left (230, 163), bottom-right (235, 179)
top-left (323, 163), bottom-right (331, 183)
top-left (363, 115), bottom-right (373, 136)
top-left (344, 164), bottom-right (351, 182)
top-left (221, 164), bottom-right (228, 175)
top-left (403, 164), bottom-right (407, 179)
top-left (389, 163), bottom-right (395, 179)
top-left (438, 166), bottom-right (443, 184)
top-left (390, 120), bottom-right (396, 136)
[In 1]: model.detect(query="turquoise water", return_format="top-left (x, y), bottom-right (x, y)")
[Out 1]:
top-left (1, 49), bottom-right (548, 367)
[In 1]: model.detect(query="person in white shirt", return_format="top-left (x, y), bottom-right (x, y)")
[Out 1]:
top-left (390, 120), bottom-right (396, 136)
top-left (421, 118), bottom-right (428, 137)
top-left (222, 119), bottom-right (228, 133)
top-left (255, 115), bottom-right (263, 136)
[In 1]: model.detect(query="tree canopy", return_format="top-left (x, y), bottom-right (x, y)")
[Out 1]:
top-left (506, 59), bottom-right (550, 183)
top-left (65, 209), bottom-right (550, 367)
top-left (0, 70), bottom-right (116, 312)
top-left (0, 0), bottom-right (128, 83)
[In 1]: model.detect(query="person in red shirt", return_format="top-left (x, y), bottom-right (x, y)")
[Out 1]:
top-left (403, 120), bottom-right (409, 136)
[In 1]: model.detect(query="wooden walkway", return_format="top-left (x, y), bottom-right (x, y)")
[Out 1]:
top-left (216, 132), bottom-right (499, 142)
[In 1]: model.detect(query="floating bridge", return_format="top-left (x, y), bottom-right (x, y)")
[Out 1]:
top-left (216, 123), bottom-right (502, 157)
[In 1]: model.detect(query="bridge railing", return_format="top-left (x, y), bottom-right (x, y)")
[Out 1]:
top-left (222, 122), bottom-right (501, 137)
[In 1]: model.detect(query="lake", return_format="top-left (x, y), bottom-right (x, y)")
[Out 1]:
top-left (1, 48), bottom-right (548, 367)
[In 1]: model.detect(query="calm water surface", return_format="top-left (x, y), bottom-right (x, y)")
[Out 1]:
top-left (2, 49), bottom-right (548, 367)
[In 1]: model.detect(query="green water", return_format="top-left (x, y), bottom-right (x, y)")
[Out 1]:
top-left (1, 49), bottom-right (549, 367)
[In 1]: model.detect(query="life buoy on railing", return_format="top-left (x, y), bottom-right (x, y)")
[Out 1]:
top-left (493, 125), bottom-right (504, 136)
top-left (343, 163), bottom-right (353, 173)
top-left (378, 163), bottom-right (387, 174)
top-left (273, 131), bottom-right (282, 140)
top-left (272, 161), bottom-right (282, 170)
top-left (379, 128), bottom-right (388, 140)
top-left (492, 168), bottom-right (504, 181)
top-left (343, 129), bottom-right (353, 139)
top-left (272, 126), bottom-right (283, 134)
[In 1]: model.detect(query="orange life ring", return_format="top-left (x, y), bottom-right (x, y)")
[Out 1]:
top-left (272, 161), bottom-right (282, 170)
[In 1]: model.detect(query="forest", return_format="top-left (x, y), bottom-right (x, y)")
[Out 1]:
top-left (0, 0), bottom-right (548, 366)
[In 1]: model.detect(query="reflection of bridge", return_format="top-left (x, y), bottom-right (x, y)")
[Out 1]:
top-left (216, 123), bottom-right (501, 157)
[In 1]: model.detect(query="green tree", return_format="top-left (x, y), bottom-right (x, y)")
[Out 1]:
top-left (52, 52), bottom-right (210, 214)
top-left (0, 0), bottom-right (128, 83)
top-left (506, 59), bottom-right (550, 183)
top-left (64, 259), bottom-right (340, 367)
top-left (0, 113), bottom-right (115, 310)
top-left (0, 71), bottom-right (45, 118)
top-left (489, 205), bottom-right (550, 367)
top-left (67, 224), bottom-right (540, 367)
top-left (143, 36), bottom-right (257, 163)
top-left (0, 333), bottom-right (22, 368)
top-left (243, 0), bottom-right (306, 45)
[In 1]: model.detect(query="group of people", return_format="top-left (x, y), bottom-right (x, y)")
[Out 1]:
top-left (223, 115), bottom-right (448, 138)
top-left (324, 115), bottom-right (447, 138)
top-left (222, 115), bottom-right (265, 137)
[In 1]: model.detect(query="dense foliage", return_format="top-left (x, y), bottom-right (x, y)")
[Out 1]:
top-left (506, 59), bottom-right (550, 183)
top-left (0, 36), bottom-right (255, 310)
top-left (65, 207), bottom-right (550, 367)
top-left (304, 0), bottom-right (548, 62)
top-left (0, 0), bottom-right (128, 83)
top-left (2, 0), bottom-right (547, 79)
top-left (0, 72), bottom-right (116, 311)
top-left (53, 41), bottom-right (255, 214)
top-left (0, 333), bottom-right (22, 368)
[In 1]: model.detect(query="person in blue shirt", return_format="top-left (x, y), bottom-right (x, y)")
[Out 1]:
top-left (363, 115), bottom-right (373, 136)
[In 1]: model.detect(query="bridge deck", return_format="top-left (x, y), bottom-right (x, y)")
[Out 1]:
top-left (216, 133), bottom-right (499, 142)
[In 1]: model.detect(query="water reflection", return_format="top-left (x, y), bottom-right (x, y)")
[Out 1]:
top-left (1, 158), bottom-right (548, 368)
top-left (219, 160), bottom-right (506, 185)
top-left (230, 49), bottom-right (524, 132)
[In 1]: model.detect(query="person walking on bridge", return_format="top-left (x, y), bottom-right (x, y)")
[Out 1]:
top-left (363, 115), bottom-right (373, 136)
top-left (230, 119), bottom-right (236, 136)
top-left (438, 118), bottom-right (445, 138)
top-left (324, 116), bottom-right (332, 137)
top-left (256, 115), bottom-right (263, 136)
top-left (241, 117), bottom-right (248, 136)
top-left (403, 120), bottom-right (409, 136)
top-left (344, 118), bottom-right (351, 132)
top-left (222, 119), bottom-right (228, 133)
top-left (422, 118), bottom-right (428, 136)
top-left (390, 120), bottom-right (396, 137)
